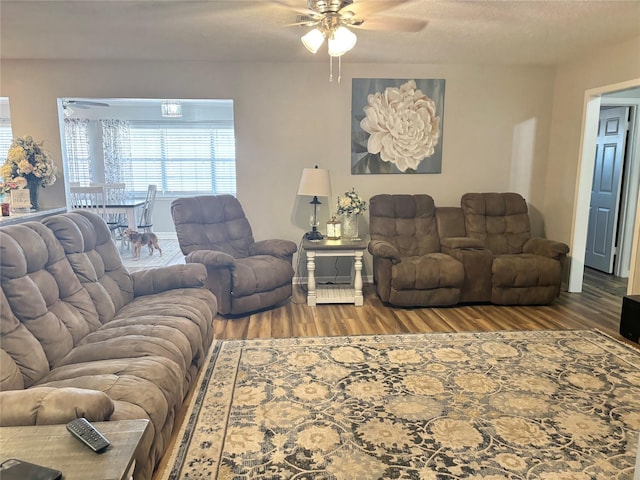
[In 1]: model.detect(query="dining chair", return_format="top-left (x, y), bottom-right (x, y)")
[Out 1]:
top-left (92, 182), bottom-right (128, 239)
top-left (137, 184), bottom-right (157, 232)
top-left (69, 186), bottom-right (106, 218)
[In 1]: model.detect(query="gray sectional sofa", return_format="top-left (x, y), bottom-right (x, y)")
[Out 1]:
top-left (0, 211), bottom-right (218, 480)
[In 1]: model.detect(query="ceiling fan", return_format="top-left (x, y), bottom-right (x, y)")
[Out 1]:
top-left (278, 1), bottom-right (427, 82)
top-left (62, 99), bottom-right (110, 117)
top-left (63, 100), bottom-right (110, 110)
top-left (286, 0), bottom-right (428, 35)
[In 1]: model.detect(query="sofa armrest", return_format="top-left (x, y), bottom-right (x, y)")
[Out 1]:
top-left (0, 387), bottom-right (114, 426)
top-left (132, 263), bottom-right (207, 297)
top-left (368, 240), bottom-right (401, 264)
top-left (523, 238), bottom-right (569, 260)
top-left (440, 237), bottom-right (485, 250)
top-left (186, 250), bottom-right (236, 269)
top-left (249, 239), bottom-right (297, 260)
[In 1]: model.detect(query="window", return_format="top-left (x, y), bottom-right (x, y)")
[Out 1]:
top-left (64, 119), bottom-right (91, 185)
top-left (125, 121), bottom-right (236, 196)
top-left (0, 119), bottom-right (12, 160)
top-left (61, 98), bottom-right (237, 197)
top-left (0, 97), bottom-right (13, 162)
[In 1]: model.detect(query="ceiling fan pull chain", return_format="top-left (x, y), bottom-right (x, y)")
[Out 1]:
top-left (338, 55), bottom-right (342, 84)
top-left (329, 55), bottom-right (334, 82)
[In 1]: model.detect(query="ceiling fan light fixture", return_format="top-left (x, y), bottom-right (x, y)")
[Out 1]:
top-left (301, 28), bottom-right (325, 54)
top-left (161, 100), bottom-right (182, 118)
top-left (327, 26), bottom-right (357, 57)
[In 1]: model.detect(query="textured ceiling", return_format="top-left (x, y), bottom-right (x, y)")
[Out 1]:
top-left (1, 0), bottom-right (639, 65)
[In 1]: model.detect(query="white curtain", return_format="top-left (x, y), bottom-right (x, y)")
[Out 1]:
top-left (64, 118), bottom-right (91, 184)
top-left (102, 119), bottom-right (132, 185)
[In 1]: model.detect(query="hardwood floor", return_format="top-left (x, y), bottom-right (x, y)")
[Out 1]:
top-left (213, 276), bottom-right (634, 346)
top-left (154, 243), bottom-right (631, 343)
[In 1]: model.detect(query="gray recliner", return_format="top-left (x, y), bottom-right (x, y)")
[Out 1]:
top-left (171, 195), bottom-right (297, 316)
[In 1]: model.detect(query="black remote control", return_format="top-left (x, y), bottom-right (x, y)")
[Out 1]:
top-left (66, 417), bottom-right (111, 453)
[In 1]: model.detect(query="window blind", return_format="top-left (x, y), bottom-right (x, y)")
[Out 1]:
top-left (0, 119), bottom-right (13, 162)
top-left (64, 119), bottom-right (91, 185)
top-left (126, 121), bottom-right (236, 196)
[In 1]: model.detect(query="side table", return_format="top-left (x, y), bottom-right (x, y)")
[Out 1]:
top-left (0, 419), bottom-right (149, 480)
top-left (302, 237), bottom-right (368, 306)
top-left (620, 295), bottom-right (640, 343)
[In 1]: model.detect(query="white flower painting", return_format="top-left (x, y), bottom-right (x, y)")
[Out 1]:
top-left (352, 78), bottom-right (445, 174)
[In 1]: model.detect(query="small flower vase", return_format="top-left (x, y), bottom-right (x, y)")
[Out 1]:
top-left (341, 213), bottom-right (359, 239)
top-left (27, 178), bottom-right (39, 211)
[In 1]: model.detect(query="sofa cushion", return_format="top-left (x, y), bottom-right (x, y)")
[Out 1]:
top-left (492, 254), bottom-right (562, 288)
top-left (0, 288), bottom-right (50, 388)
top-left (0, 387), bottom-right (114, 426)
top-left (0, 349), bottom-right (24, 391)
top-left (113, 288), bottom-right (216, 365)
top-left (0, 221), bottom-right (106, 380)
top-left (43, 212), bottom-right (134, 324)
top-left (35, 371), bottom-right (173, 445)
top-left (57, 326), bottom-right (191, 373)
top-left (491, 254), bottom-right (562, 305)
top-left (171, 195), bottom-right (254, 258)
top-left (370, 194), bottom-right (442, 256)
top-left (391, 253), bottom-right (464, 290)
top-left (435, 206), bottom-right (467, 239)
top-left (233, 255), bottom-right (295, 297)
top-left (461, 192), bottom-right (531, 254)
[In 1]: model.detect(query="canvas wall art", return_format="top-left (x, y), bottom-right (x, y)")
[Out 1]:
top-left (351, 78), bottom-right (445, 174)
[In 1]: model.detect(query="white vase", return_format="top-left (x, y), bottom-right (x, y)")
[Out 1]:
top-left (341, 213), bottom-right (359, 239)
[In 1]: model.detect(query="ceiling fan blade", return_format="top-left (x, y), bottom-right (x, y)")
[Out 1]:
top-left (69, 100), bottom-right (110, 108)
top-left (351, 16), bottom-right (427, 32)
top-left (286, 18), bottom-right (321, 27)
top-left (287, 11), bottom-right (324, 27)
top-left (345, 0), bottom-right (410, 17)
top-left (272, 0), bottom-right (318, 16)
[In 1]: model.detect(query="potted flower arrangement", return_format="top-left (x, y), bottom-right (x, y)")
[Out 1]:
top-left (0, 135), bottom-right (57, 210)
top-left (337, 188), bottom-right (367, 239)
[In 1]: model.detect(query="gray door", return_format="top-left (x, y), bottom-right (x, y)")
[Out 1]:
top-left (585, 107), bottom-right (629, 273)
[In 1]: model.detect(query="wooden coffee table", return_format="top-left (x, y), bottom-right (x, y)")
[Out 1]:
top-left (302, 237), bottom-right (368, 306)
top-left (0, 419), bottom-right (149, 480)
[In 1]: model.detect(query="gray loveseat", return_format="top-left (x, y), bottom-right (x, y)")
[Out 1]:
top-left (0, 211), bottom-right (217, 480)
top-left (369, 193), bottom-right (569, 307)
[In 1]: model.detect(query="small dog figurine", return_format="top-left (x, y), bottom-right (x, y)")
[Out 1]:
top-left (122, 229), bottom-right (163, 261)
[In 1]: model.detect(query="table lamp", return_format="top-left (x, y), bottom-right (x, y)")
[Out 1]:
top-left (297, 166), bottom-right (332, 240)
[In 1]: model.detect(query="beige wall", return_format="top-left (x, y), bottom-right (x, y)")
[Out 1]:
top-left (2, 37), bottom-right (639, 283)
top-left (1, 60), bottom-right (555, 237)
top-left (545, 35), bottom-right (640, 292)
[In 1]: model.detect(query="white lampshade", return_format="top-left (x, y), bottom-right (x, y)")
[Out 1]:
top-left (297, 167), bottom-right (332, 199)
top-left (328, 26), bottom-right (357, 57)
top-left (301, 28), bottom-right (325, 54)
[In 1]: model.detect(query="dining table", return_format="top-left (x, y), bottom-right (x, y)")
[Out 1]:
top-left (104, 198), bottom-right (145, 230)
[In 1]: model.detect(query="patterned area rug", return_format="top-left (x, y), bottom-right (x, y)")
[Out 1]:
top-left (164, 330), bottom-right (640, 479)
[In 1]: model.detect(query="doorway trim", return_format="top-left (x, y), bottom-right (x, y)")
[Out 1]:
top-left (569, 78), bottom-right (640, 293)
